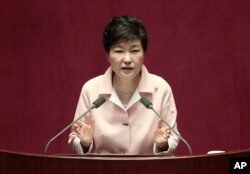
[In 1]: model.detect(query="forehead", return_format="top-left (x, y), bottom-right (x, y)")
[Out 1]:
top-left (112, 39), bottom-right (142, 48)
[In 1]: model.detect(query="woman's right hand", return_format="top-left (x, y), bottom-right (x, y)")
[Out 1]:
top-left (73, 117), bottom-right (95, 149)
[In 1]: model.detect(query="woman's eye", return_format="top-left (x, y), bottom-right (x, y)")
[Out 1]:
top-left (132, 49), bottom-right (140, 53)
top-left (114, 50), bottom-right (123, 53)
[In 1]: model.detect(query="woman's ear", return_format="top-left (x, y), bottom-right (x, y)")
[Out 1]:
top-left (106, 52), bottom-right (110, 62)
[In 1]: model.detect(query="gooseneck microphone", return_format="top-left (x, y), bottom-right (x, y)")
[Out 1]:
top-left (140, 96), bottom-right (192, 155)
top-left (44, 96), bottom-right (106, 154)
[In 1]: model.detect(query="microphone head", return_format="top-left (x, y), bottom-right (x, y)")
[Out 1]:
top-left (140, 96), bottom-right (153, 109)
top-left (92, 96), bottom-right (106, 108)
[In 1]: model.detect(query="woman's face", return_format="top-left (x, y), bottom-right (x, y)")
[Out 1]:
top-left (108, 39), bottom-right (144, 80)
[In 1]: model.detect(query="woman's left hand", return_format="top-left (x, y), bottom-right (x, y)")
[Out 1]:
top-left (154, 120), bottom-right (171, 150)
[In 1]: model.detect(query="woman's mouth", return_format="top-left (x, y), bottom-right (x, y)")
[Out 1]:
top-left (121, 66), bottom-right (133, 70)
top-left (121, 67), bottom-right (134, 74)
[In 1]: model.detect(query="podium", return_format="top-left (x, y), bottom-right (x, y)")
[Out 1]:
top-left (0, 149), bottom-right (249, 174)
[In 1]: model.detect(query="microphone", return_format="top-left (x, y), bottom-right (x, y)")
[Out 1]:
top-left (44, 96), bottom-right (106, 154)
top-left (140, 96), bottom-right (192, 155)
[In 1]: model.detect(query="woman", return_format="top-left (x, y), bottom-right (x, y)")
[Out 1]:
top-left (68, 15), bottom-right (180, 155)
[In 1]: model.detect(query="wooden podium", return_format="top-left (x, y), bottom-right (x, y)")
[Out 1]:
top-left (0, 149), bottom-right (249, 174)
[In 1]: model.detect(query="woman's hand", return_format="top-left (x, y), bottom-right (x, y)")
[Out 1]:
top-left (154, 120), bottom-right (171, 151)
top-left (73, 117), bottom-right (95, 149)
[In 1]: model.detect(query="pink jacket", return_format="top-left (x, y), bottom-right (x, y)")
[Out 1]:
top-left (69, 65), bottom-right (180, 155)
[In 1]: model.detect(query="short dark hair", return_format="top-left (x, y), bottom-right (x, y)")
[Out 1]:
top-left (103, 15), bottom-right (148, 53)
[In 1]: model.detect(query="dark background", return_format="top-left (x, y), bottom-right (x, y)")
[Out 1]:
top-left (0, 0), bottom-right (249, 155)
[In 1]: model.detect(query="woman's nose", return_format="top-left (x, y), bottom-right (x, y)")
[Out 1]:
top-left (123, 52), bottom-right (132, 63)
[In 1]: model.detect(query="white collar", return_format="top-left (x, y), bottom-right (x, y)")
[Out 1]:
top-left (109, 88), bottom-right (141, 111)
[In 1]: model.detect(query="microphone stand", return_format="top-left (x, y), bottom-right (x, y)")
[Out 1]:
top-left (140, 96), bottom-right (192, 155)
top-left (44, 105), bottom-right (95, 154)
top-left (150, 106), bottom-right (192, 156)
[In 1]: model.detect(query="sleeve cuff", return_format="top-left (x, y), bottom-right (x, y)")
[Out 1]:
top-left (73, 137), bottom-right (93, 154)
top-left (153, 136), bottom-right (176, 155)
